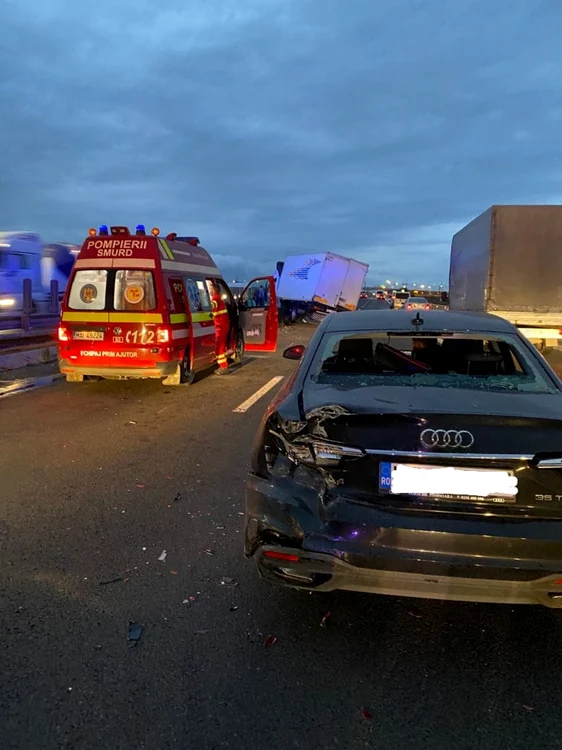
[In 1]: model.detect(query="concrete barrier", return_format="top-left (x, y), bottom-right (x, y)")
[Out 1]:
top-left (0, 344), bottom-right (58, 371)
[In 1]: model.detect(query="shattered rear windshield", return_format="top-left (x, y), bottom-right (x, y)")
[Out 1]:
top-left (310, 332), bottom-right (559, 393)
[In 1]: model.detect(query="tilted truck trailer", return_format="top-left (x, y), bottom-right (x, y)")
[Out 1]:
top-left (276, 252), bottom-right (369, 314)
top-left (449, 205), bottom-right (562, 349)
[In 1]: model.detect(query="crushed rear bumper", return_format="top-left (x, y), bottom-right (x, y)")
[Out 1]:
top-left (245, 472), bottom-right (562, 608)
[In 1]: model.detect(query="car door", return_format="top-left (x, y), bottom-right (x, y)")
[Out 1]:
top-left (238, 276), bottom-right (278, 352)
top-left (182, 276), bottom-right (216, 366)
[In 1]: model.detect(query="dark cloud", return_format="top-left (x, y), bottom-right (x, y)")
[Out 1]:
top-left (1, 0), bottom-right (562, 284)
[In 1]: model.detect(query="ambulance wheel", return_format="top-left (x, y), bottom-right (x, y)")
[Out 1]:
top-left (162, 349), bottom-right (194, 386)
top-left (231, 331), bottom-right (245, 364)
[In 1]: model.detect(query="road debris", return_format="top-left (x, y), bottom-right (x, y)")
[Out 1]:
top-left (128, 420), bottom-right (137, 425)
top-left (99, 577), bottom-right (123, 586)
top-left (173, 492), bottom-right (181, 503)
top-left (127, 622), bottom-right (143, 647)
top-left (220, 577), bottom-right (238, 587)
top-left (229, 606), bottom-right (239, 612)
top-left (320, 612), bottom-right (332, 628)
top-left (136, 484), bottom-right (145, 489)
top-left (170, 570), bottom-right (179, 575)
top-left (408, 611), bottom-right (422, 619)
top-left (361, 709), bottom-right (373, 721)
top-left (158, 550), bottom-right (167, 562)
top-left (205, 549), bottom-right (214, 556)
top-left (264, 635), bottom-right (277, 648)
top-left (196, 629), bottom-right (209, 635)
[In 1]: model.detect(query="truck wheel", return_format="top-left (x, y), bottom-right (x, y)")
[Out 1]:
top-left (66, 373), bottom-right (84, 383)
top-left (162, 349), bottom-right (195, 386)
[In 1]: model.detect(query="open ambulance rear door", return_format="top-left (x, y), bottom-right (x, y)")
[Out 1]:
top-left (237, 276), bottom-right (278, 352)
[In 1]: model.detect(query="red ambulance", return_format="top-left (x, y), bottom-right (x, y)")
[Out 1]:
top-left (57, 225), bottom-right (278, 385)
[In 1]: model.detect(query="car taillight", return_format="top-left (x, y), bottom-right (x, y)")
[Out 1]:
top-left (405, 304), bottom-right (412, 309)
top-left (156, 327), bottom-right (170, 344)
top-left (58, 326), bottom-right (69, 342)
top-left (263, 550), bottom-right (300, 563)
top-left (425, 304), bottom-right (431, 309)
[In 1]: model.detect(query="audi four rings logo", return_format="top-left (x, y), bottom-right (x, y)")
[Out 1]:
top-left (420, 429), bottom-right (475, 449)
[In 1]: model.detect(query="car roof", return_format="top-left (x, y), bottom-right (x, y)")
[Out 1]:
top-left (323, 309), bottom-right (518, 334)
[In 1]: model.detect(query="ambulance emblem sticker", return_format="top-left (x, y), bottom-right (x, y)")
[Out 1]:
top-left (124, 284), bottom-right (144, 304)
top-left (80, 284), bottom-right (98, 304)
top-left (113, 327), bottom-right (122, 335)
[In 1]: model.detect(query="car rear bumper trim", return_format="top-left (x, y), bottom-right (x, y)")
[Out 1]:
top-left (255, 545), bottom-right (562, 607)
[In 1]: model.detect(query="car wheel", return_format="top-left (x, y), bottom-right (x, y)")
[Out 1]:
top-left (163, 349), bottom-right (195, 386)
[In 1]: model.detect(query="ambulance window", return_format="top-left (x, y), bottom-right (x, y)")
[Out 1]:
top-left (195, 280), bottom-right (212, 312)
top-left (114, 270), bottom-right (157, 311)
top-left (183, 278), bottom-right (204, 312)
top-left (168, 278), bottom-right (187, 312)
top-left (68, 270), bottom-right (108, 310)
top-left (214, 279), bottom-right (235, 310)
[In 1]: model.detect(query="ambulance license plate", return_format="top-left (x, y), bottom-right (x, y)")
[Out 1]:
top-left (74, 330), bottom-right (104, 340)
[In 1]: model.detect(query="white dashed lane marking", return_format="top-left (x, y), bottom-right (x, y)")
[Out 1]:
top-left (232, 376), bottom-right (284, 413)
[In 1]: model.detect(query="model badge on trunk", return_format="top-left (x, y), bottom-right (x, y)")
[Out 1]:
top-left (420, 429), bottom-right (475, 449)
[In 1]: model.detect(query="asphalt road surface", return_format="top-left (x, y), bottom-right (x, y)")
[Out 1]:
top-left (2, 324), bottom-right (561, 750)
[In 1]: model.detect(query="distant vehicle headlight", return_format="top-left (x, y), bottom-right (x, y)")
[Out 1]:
top-left (0, 298), bottom-right (16, 307)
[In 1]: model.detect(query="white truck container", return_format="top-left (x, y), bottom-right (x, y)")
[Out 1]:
top-left (276, 252), bottom-right (369, 312)
top-left (0, 232), bottom-right (77, 314)
top-left (450, 205), bottom-right (562, 349)
top-left (337, 258), bottom-right (370, 310)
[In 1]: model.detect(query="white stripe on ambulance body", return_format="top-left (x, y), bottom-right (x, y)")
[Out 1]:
top-left (161, 259), bottom-right (221, 276)
top-left (192, 324), bottom-right (213, 338)
top-left (172, 328), bottom-right (190, 340)
top-left (74, 258), bottom-right (156, 269)
top-left (170, 326), bottom-right (213, 340)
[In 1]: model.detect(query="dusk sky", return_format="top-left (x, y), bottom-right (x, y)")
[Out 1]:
top-left (1, 0), bottom-right (561, 285)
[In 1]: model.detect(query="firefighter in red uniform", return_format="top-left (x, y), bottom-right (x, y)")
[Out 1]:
top-left (208, 281), bottom-right (230, 374)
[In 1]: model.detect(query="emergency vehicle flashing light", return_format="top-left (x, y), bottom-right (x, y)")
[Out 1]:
top-left (136, 225), bottom-right (146, 236)
top-left (151, 227), bottom-right (160, 236)
top-left (88, 228), bottom-right (96, 236)
top-left (99, 225), bottom-right (109, 236)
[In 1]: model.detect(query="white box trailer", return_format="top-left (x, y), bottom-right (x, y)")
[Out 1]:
top-left (337, 259), bottom-right (370, 310)
top-left (276, 252), bottom-right (369, 312)
top-left (450, 205), bottom-right (562, 349)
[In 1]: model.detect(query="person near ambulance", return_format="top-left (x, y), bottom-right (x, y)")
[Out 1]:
top-left (207, 279), bottom-right (230, 374)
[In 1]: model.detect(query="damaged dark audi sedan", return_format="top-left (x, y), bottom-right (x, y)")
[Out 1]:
top-left (245, 309), bottom-right (562, 607)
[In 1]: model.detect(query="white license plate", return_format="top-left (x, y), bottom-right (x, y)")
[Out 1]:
top-left (379, 462), bottom-right (518, 500)
top-left (74, 330), bottom-right (104, 340)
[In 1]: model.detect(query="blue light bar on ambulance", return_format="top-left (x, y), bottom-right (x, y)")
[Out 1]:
top-left (136, 224), bottom-right (146, 236)
top-left (99, 225), bottom-right (109, 236)
top-left (110, 226), bottom-right (130, 236)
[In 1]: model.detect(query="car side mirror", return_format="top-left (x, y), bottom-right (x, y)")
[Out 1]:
top-left (283, 344), bottom-right (305, 360)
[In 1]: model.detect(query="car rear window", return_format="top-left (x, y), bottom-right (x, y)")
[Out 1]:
top-left (310, 332), bottom-right (559, 393)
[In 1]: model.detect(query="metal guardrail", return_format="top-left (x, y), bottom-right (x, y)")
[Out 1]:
top-left (0, 279), bottom-right (60, 338)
